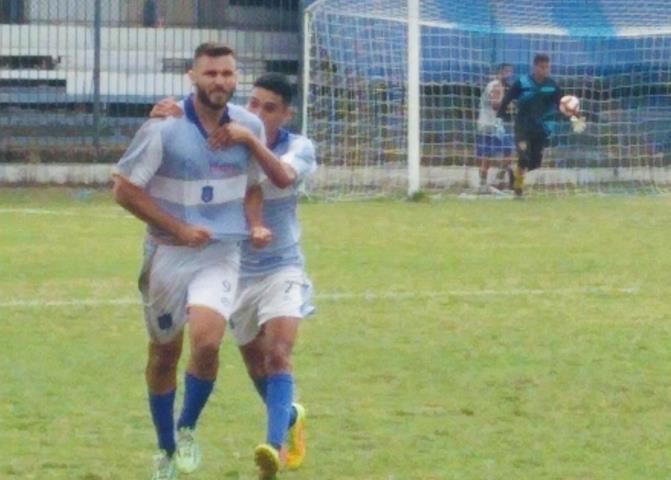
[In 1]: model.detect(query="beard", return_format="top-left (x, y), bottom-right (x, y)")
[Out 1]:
top-left (196, 85), bottom-right (234, 110)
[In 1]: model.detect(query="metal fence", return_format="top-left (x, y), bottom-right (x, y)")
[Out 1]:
top-left (0, 0), bottom-right (301, 163)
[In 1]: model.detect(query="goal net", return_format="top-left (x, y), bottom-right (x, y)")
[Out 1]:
top-left (303, 0), bottom-right (671, 198)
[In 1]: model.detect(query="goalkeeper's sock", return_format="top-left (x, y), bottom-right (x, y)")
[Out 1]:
top-left (514, 166), bottom-right (525, 190)
top-left (507, 167), bottom-right (515, 190)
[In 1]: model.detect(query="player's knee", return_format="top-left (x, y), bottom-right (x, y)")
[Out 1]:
top-left (148, 349), bottom-right (180, 377)
top-left (192, 340), bottom-right (220, 371)
top-left (265, 342), bottom-right (294, 374)
top-left (245, 355), bottom-right (266, 379)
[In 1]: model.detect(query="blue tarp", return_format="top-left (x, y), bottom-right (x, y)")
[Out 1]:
top-left (311, 13), bottom-right (671, 84)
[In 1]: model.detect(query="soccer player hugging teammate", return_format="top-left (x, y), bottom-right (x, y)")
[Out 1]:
top-left (112, 43), bottom-right (271, 480)
top-left (497, 53), bottom-right (584, 197)
top-left (231, 73), bottom-right (317, 478)
top-left (229, 73), bottom-right (316, 480)
top-left (149, 72), bottom-right (317, 479)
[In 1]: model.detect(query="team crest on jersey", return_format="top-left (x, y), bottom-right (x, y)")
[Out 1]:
top-left (201, 185), bottom-right (214, 203)
top-left (157, 313), bottom-right (173, 330)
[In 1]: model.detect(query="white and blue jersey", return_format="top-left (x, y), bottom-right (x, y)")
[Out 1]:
top-left (240, 129), bottom-right (317, 277)
top-left (114, 96), bottom-right (265, 242)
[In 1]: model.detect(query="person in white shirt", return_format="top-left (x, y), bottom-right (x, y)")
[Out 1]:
top-left (149, 73), bottom-right (316, 480)
top-left (112, 43), bottom-right (272, 480)
top-left (476, 63), bottom-right (516, 193)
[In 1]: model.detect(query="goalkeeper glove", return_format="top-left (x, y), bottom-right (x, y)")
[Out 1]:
top-left (570, 115), bottom-right (586, 134)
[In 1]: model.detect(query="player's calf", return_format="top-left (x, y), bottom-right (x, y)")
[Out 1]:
top-left (478, 158), bottom-right (490, 190)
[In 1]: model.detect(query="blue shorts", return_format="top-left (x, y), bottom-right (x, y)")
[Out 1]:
top-left (476, 133), bottom-right (515, 159)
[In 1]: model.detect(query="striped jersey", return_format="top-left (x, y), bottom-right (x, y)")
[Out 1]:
top-left (240, 129), bottom-right (317, 277)
top-left (114, 95), bottom-right (265, 242)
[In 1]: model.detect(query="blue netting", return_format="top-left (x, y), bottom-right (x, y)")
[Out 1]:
top-left (306, 0), bottom-right (671, 32)
top-left (306, 0), bottom-right (671, 194)
top-left (309, 1), bottom-right (671, 82)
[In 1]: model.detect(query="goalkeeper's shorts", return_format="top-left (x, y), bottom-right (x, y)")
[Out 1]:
top-left (515, 130), bottom-right (547, 171)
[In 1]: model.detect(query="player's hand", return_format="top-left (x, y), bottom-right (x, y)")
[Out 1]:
top-left (250, 225), bottom-right (273, 249)
top-left (570, 115), bottom-right (586, 134)
top-left (149, 97), bottom-right (183, 119)
top-left (175, 224), bottom-right (212, 247)
top-left (494, 118), bottom-right (505, 138)
top-left (208, 123), bottom-right (253, 150)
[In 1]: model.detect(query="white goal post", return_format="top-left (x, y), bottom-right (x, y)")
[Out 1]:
top-left (302, 0), bottom-right (671, 198)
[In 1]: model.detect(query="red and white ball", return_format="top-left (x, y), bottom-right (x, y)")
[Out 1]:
top-left (559, 95), bottom-right (580, 116)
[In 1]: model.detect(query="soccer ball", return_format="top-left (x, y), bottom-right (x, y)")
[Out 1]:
top-left (559, 95), bottom-right (580, 116)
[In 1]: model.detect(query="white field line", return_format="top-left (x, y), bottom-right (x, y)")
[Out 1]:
top-left (0, 207), bottom-right (547, 250)
top-left (0, 286), bottom-right (639, 309)
top-left (0, 207), bottom-right (132, 219)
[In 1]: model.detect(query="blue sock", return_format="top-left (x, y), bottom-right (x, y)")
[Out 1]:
top-left (255, 377), bottom-right (298, 427)
top-left (149, 389), bottom-right (176, 456)
top-left (176, 373), bottom-right (215, 431)
top-left (266, 373), bottom-right (294, 449)
top-left (254, 377), bottom-right (268, 403)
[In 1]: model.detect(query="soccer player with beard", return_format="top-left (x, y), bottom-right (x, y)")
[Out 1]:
top-left (150, 73), bottom-right (317, 480)
top-left (112, 43), bottom-right (273, 480)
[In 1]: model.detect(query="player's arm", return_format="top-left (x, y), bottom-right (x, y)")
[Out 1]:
top-left (112, 120), bottom-right (210, 247)
top-left (149, 98), bottom-right (296, 188)
top-left (112, 175), bottom-right (211, 247)
top-left (489, 83), bottom-right (504, 111)
top-left (243, 184), bottom-right (273, 249)
top-left (149, 97), bottom-right (183, 118)
top-left (497, 79), bottom-right (521, 118)
top-left (281, 136), bottom-right (317, 183)
top-left (209, 124), bottom-right (296, 189)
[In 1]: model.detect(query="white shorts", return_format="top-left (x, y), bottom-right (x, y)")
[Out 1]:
top-left (229, 267), bottom-right (315, 346)
top-left (139, 240), bottom-right (240, 344)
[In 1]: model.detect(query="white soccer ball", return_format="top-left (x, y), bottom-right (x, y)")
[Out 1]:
top-left (560, 95), bottom-right (580, 116)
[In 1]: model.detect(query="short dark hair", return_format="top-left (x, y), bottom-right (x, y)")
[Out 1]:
top-left (533, 53), bottom-right (550, 65)
top-left (253, 72), bottom-right (294, 105)
top-left (194, 42), bottom-right (235, 60)
top-left (498, 63), bottom-right (513, 72)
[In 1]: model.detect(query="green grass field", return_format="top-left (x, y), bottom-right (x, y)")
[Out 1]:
top-left (2, 188), bottom-right (671, 479)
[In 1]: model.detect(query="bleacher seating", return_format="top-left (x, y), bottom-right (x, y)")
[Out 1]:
top-left (0, 22), bottom-right (300, 160)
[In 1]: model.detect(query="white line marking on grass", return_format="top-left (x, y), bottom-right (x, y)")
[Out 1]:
top-left (318, 286), bottom-right (639, 301)
top-left (0, 286), bottom-right (639, 309)
top-left (0, 208), bottom-right (132, 219)
top-left (0, 298), bottom-right (140, 308)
